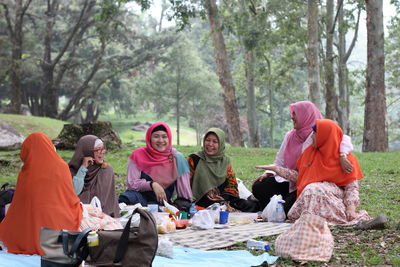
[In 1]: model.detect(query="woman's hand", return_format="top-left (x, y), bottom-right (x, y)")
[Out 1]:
top-left (340, 155), bottom-right (353, 173)
top-left (207, 188), bottom-right (224, 201)
top-left (253, 165), bottom-right (276, 184)
top-left (82, 157), bottom-right (94, 168)
top-left (346, 205), bottom-right (357, 221)
top-left (151, 182), bottom-right (167, 204)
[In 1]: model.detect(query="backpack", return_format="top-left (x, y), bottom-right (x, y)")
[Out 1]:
top-left (0, 183), bottom-right (15, 221)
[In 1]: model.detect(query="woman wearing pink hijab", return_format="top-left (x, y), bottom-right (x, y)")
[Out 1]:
top-left (119, 122), bottom-right (192, 206)
top-left (252, 101), bottom-right (354, 213)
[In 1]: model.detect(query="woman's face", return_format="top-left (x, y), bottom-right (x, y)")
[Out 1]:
top-left (291, 111), bottom-right (298, 129)
top-left (151, 130), bottom-right (169, 152)
top-left (204, 133), bottom-right (219, 155)
top-left (93, 145), bottom-right (106, 164)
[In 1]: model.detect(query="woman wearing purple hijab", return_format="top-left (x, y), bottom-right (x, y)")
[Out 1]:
top-left (252, 101), bottom-right (354, 213)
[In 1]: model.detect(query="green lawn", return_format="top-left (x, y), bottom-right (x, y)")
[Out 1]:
top-left (0, 114), bottom-right (399, 265)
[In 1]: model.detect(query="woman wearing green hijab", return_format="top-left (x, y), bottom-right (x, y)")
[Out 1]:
top-left (188, 128), bottom-right (259, 211)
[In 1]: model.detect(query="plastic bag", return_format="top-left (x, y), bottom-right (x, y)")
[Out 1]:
top-left (237, 178), bottom-right (253, 200)
top-left (90, 196), bottom-right (102, 212)
top-left (191, 210), bottom-right (215, 230)
top-left (156, 237), bottom-right (174, 258)
top-left (206, 203), bottom-right (221, 223)
top-left (262, 194), bottom-right (285, 222)
top-left (119, 203), bottom-right (142, 227)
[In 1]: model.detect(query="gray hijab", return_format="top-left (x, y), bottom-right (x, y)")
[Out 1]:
top-left (69, 135), bottom-right (119, 217)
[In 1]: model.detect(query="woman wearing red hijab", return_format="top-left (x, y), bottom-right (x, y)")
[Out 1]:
top-left (0, 132), bottom-right (121, 255)
top-left (288, 119), bottom-right (369, 224)
top-left (252, 101), bottom-right (354, 213)
top-left (119, 122), bottom-right (192, 206)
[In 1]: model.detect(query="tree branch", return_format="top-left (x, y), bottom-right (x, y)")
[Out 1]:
top-left (344, 6), bottom-right (361, 62)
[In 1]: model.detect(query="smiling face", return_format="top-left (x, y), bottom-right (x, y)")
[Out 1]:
top-left (204, 133), bottom-right (219, 156)
top-left (93, 145), bottom-right (106, 164)
top-left (150, 130), bottom-right (169, 152)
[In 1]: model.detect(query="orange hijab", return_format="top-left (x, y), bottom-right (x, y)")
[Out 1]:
top-left (296, 119), bottom-right (363, 198)
top-left (0, 132), bottom-right (82, 255)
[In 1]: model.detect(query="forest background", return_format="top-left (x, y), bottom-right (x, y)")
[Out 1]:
top-left (1, 0), bottom-right (399, 152)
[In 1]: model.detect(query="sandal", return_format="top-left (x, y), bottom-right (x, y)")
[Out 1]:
top-left (355, 214), bottom-right (388, 230)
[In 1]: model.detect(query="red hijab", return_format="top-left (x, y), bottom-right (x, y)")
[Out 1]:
top-left (130, 122), bottom-right (177, 188)
top-left (296, 119), bottom-right (363, 197)
top-left (284, 101), bottom-right (323, 169)
top-left (0, 132), bottom-right (82, 255)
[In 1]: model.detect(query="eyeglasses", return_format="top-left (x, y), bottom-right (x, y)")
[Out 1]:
top-left (92, 147), bottom-right (106, 154)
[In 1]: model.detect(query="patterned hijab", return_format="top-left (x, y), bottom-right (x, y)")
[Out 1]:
top-left (296, 119), bottom-right (363, 197)
top-left (130, 122), bottom-right (179, 188)
top-left (0, 132), bottom-right (82, 255)
top-left (191, 128), bottom-right (230, 201)
top-left (69, 135), bottom-right (119, 217)
top-left (284, 101), bottom-right (323, 169)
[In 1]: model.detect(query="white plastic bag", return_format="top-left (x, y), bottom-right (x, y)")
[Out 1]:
top-left (206, 203), bottom-right (221, 223)
top-left (156, 237), bottom-right (174, 258)
top-left (191, 210), bottom-right (215, 230)
top-left (237, 178), bottom-right (252, 200)
top-left (90, 196), bottom-right (102, 212)
top-left (262, 194), bottom-right (285, 222)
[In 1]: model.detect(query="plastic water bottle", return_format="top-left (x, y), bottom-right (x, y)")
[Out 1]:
top-left (189, 203), bottom-right (197, 218)
top-left (246, 239), bottom-right (270, 251)
top-left (275, 201), bottom-right (286, 222)
top-left (87, 231), bottom-right (99, 247)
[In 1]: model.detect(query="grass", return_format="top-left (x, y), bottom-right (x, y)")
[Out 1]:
top-left (0, 113), bottom-right (67, 139)
top-left (0, 114), bottom-right (399, 265)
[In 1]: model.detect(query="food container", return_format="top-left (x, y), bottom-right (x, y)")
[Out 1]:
top-left (173, 219), bottom-right (189, 229)
top-left (228, 212), bottom-right (258, 225)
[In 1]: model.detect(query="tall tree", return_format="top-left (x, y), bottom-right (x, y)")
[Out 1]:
top-left (2, 0), bottom-right (32, 114)
top-left (363, 0), bottom-right (388, 151)
top-left (324, 0), bottom-right (337, 119)
top-left (337, 0), bottom-right (361, 134)
top-left (204, 0), bottom-right (244, 146)
top-left (307, 0), bottom-right (322, 108)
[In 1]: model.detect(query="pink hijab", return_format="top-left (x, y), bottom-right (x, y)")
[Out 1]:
top-left (130, 122), bottom-right (178, 188)
top-left (283, 101), bottom-right (322, 169)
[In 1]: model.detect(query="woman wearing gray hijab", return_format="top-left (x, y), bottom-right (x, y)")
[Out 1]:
top-left (69, 135), bottom-right (119, 217)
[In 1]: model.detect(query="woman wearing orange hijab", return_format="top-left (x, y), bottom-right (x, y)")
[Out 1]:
top-left (0, 132), bottom-right (121, 255)
top-left (287, 119), bottom-right (369, 225)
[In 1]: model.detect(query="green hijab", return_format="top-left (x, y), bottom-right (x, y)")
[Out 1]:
top-left (192, 128), bottom-right (230, 201)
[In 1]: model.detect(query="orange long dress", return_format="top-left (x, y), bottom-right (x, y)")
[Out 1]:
top-left (0, 132), bottom-right (82, 255)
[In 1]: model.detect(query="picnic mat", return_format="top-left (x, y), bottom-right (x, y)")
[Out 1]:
top-left (153, 246), bottom-right (279, 267)
top-left (164, 222), bottom-right (292, 250)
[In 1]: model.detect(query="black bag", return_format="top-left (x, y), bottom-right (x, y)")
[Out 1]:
top-left (0, 183), bottom-right (15, 222)
top-left (40, 228), bottom-right (91, 267)
top-left (86, 208), bottom-right (158, 267)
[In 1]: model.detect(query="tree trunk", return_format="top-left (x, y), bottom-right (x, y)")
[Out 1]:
top-left (41, 0), bottom-right (59, 118)
top-left (205, 0), bottom-right (244, 146)
top-left (245, 50), bottom-right (260, 147)
top-left (307, 0), bottom-right (322, 109)
top-left (337, 1), bottom-right (350, 133)
top-left (3, 0), bottom-right (32, 114)
top-left (363, 0), bottom-right (388, 152)
top-left (269, 88), bottom-right (274, 148)
top-left (176, 73), bottom-right (181, 146)
top-left (324, 0), bottom-right (337, 120)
